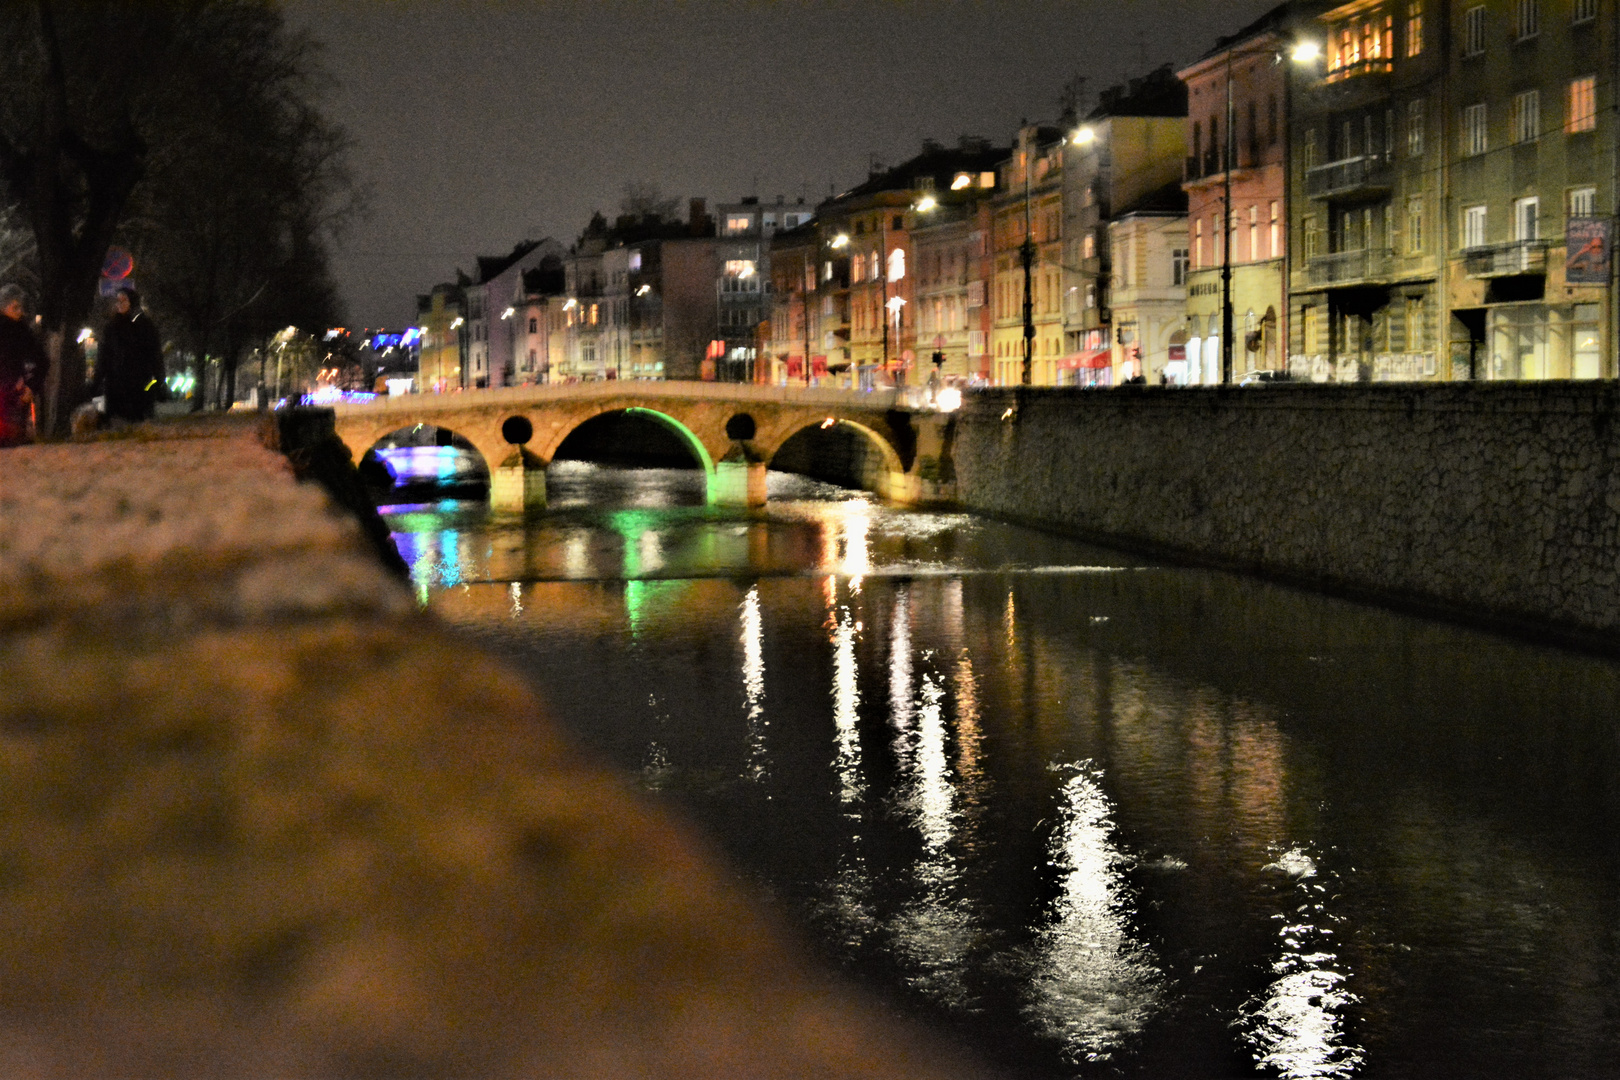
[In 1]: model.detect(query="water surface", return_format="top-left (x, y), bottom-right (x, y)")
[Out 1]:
top-left (385, 459), bottom-right (1620, 1079)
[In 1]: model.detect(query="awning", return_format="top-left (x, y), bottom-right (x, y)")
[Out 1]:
top-left (1061, 349), bottom-right (1113, 370)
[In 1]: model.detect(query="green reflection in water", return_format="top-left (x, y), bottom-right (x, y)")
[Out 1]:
top-left (624, 578), bottom-right (690, 640)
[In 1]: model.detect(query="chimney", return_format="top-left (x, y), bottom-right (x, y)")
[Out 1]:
top-left (688, 197), bottom-right (710, 236)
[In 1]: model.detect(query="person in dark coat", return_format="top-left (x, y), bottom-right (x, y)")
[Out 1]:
top-left (0, 284), bottom-right (46, 447)
top-left (97, 287), bottom-right (164, 423)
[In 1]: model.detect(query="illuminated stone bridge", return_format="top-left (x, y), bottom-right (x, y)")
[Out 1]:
top-left (331, 381), bottom-right (955, 510)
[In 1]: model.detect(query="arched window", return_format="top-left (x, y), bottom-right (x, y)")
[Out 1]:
top-left (888, 248), bottom-right (905, 282)
top-left (528, 317), bottom-right (538, 333)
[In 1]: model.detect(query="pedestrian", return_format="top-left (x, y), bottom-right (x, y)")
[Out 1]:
top-left (0, 284), bottom-right (46, 447)
top-left (97, 286), bottom-right (164, 424)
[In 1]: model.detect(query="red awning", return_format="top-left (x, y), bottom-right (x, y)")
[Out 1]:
top-left (1061, 349), bottom-right (1113, 370)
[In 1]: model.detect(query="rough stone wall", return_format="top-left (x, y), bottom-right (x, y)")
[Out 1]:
top-left (952, 383), bottom-right (1620, 644)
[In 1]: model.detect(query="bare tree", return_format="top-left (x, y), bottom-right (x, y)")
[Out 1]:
top-left (0, 1), bottom-right (363, 432)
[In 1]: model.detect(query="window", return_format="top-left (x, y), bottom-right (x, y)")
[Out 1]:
top-left (1082, 234), bottom-right (1096, 259)
top-left (1304, 215), bottom-right (1321, 258)
top-left (1511, 90), bottom-right (1540, 143)
top-left (1270, 202), bottom-right (1280, 259)
top-left (1515, 0), bottom-right (1538, 40)
top-left (1407, 196), bottom-right (1425, 253)
top-left (1085, 284), bottom-right (1097, 309)
top-left (1567, 76), bottom-right (1597, 133)
top-left (1463, 205), bottom-right (1488, 249)
top-left (528, 316), bottom-right (537, 333)
top-left (1574, 0), bottom-right (1597, 22)
top-left (725, 214), bottom-right (753, 234)
top-left (1248, 205), bottom-right (1259, 261)
top-left (1569, 187), bottom-right (1597, 218)
top-left (1514, 196), bottom-right (1539, 241)
top-left (1304, 128), bottom-right (1319, 169)
top-left (628, 251), bottom-right (642, 271)
top-left (1463, 103), bottom-right (1488, 156)
top-left (1408, 99), bottom-right (1425, 156)
top-left (1173, 248), bottom-right (1189, 286)
top-left (1464, 6), bottom-right (1486, 55)
top-left (1193, 219), bottom-right (1203, 268)
top-left (1406, 1), bottom-right (1423, 55)
top-left (888, 248), bottom-right (905, 282)
top-left (1406, 297), bottom-right (1426, 351)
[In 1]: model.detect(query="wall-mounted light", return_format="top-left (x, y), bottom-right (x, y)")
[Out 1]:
top-left (1072, 126), bottom-right (1096, 146)
top-left (500, 306), bottom-right (515, 320)
top-left (830, 234), bottom-right (850, 249)
top-left (1290, 40), bottom-right (1322, 63)
top-left (915, 194), bottom-right (938, 213)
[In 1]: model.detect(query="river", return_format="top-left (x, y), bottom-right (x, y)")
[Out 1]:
top-left (381, 457), bottom-right (1620, 1080)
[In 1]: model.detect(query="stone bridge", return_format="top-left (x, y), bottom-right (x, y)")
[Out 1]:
top-left (332, 381), bottom-right (955, 510)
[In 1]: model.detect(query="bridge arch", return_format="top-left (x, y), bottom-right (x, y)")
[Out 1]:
top-left (763, 415), bottom-right (911, 502)
top-left (345, 422), bottom-right (495, 490)
top-left (540, 405), bottom-right (717, 476)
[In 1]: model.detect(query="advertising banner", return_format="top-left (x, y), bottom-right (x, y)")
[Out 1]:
top-left (1566, 217), bottom-right (1611, 285)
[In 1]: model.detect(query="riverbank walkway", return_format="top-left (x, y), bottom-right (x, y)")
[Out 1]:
top-left (0, 414), bottom-right (993, 1079)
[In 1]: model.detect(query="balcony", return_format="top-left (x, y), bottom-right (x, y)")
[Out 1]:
top-left (1463, 239), bottom-right (1548, 278)
top-left (1305, 155), bottom-right (1393, 201)
top-left (1306, 247), bottom-right (1393, 287)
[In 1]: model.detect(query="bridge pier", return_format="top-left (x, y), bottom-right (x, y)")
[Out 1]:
top-left (491, 449), bottom-right (547, 512)
top-left (712, 443), bottom-right (768, 507)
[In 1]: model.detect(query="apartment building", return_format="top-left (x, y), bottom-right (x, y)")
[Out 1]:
top-left (414, 281), bottom-right (465, 392)
top-left (1446, 0), bottom-right (1614, 379)
top-left (1289, 0), bottom-right (1447, 381)
top-left (1180, 3), bottom-right (1314, 384)
top-left (910, 193), bottom-right (995, 382)
top-left (1064, 67), bottom-right (1189, 386)
top-left (1108, 209), bottom-right (1191, 381)
top-left (990, 124), bottom-right (1067, 386)
top-left (766, 222), bottom-right (820, 383)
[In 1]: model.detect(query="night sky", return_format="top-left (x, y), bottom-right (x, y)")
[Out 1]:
top-left (285, 1), bottom-right (1278, 329)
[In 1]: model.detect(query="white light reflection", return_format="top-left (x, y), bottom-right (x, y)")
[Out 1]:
top-left (564, 530), bottom-right (591, 578)
top-left (1026, 763), bottom-right (1161, 1063)
top-left (889, 587), bottom-right (913, 758)
top-left (842, 502), bottom-right (871, 591)
top-left (508, 581), bottom-right (523, 617)
top-left (912, 672), bottom-right (951, 849)
top-left (638, 529), bottom-right (664, 575)
top-left (829, 584), bottom-right (863, 805)
top-left (741, 586), bottom-right (767, 782)
top-left (1239, 847), bottom-right (1364, 1079)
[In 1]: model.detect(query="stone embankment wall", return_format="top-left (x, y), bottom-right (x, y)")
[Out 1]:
top-left (952, 383), bottom-right (1620, 647)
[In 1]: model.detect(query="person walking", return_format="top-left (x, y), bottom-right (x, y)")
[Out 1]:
top-left (0, 284), bottom-right (46, 447)
top-left (98, 287), bottom-right (164, 424)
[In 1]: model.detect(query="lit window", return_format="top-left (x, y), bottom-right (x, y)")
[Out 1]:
top-left (1463, 103), bottom-right (1488, 156)
top-left (1463, 205), bottom-right (1487, 249)
top-left (979, 172), bottom-right (996, 187)
top-left (1515, 0), bottom-right (1538, 40)
top-left (1567, 76), bottom-right (1597, 133)
top-left (1194, 219), bottom-right (1203, 267)
top-left (1511, 90), bottom-right (1540, 143)
top-left (888, 248), bottom-right (906, 282)
top-left (1464, 6), bottom-right (1486, 55)
top-left (1270, 201), bottom-right (1280, 259)
top-left (724, 259), bottom-right (757, 278)
top-left (1406, 1), bottom-right (1423, 55)
top-left (1082, 234), bottom-right (1095, 259)
top-left (629, 252), bottom-right (642, 271)
top-left (1569, 187), bottom-right (1596, 219)
top-left (725, 214), bottom-right (753, 234)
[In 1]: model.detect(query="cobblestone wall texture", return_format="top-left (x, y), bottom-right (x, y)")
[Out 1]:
top-left (953, 383), bottom-right (1620, 643)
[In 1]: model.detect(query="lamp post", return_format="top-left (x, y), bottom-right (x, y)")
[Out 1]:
top-left (1021, 136), bottom-right (1036, 385)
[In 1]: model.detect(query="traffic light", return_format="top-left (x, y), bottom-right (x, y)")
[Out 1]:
top-left (931, 351), bottom-right (945, 368)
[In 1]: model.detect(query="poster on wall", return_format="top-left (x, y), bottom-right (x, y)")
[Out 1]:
top-left (1566, 217), bottom-right (1611, 284)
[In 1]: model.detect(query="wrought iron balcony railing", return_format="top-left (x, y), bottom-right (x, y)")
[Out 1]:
top-left (1306, 247), bottom-right (1393, 286)
top-left (1463, 239), bottom-right (1548, 277)
top-left (1305, 155), bottom-right (1393, 200)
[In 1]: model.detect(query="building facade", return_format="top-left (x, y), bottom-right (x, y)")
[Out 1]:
top-left (1180, 5), bottom-right (1304, 384)
top-left (991, 124), bottom-right (1067, 386)
top-left (1289, 0), bottom-right (1447, 381)
top-left (414, 281), bottom-right (466, 393)
top-left (1108, 211), bottom-right (1191, 380)
top-left (1445, 0), bottom-right (1615, 380)
top-left (1065, 67), bottom-right (1190, 386)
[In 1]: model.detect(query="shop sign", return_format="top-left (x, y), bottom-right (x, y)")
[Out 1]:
top-left (1566, 218), bottom-right (1611, 285)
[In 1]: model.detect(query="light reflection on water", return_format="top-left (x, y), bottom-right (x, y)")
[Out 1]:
top-left (389, 462), bottom-right (1620, 1080)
